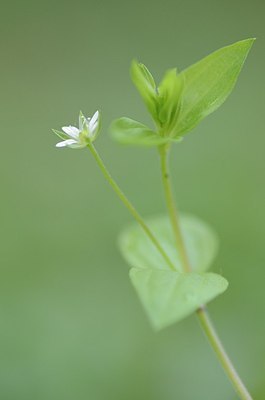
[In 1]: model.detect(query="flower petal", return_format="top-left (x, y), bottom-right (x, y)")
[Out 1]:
top-left (56, 139), bottom-right (78, 148)
top-left (89, 111), bottom-right (99, 132)
top-left (62, 126), bottom-right (80, 138)
top-left (68, 142), bottom-right (87, 149)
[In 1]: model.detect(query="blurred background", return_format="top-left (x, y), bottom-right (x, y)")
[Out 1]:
top-left (1, 0), bottom-right (264, 398)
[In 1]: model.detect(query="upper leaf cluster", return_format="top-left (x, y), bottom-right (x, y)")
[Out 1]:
top-left (111, 39), bottom-right (254, 147)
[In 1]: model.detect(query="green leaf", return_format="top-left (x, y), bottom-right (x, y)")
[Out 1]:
top-left (176, 38), bottom-right (255, 136)
top-left (130, 60), bottom-right (159, 123)
top-left (158, 68), bottom-right (183, 134)
top-left (111, 117), bottom-right (178, 147)
top-left (119, 214), bottom-right (218, 273)
top-left (130, 268), bottom-right (228, 330)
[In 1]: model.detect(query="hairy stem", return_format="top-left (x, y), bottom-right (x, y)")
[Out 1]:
top-left (159, 144), bottom-right (252, 400)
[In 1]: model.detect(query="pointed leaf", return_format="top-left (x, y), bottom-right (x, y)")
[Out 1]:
top-left (158, 68), bottom-right (183, 134)
top-left (111, 117), bottom-right (178, 147)
top-left (176, 38), bottom-right (255, 136)
top-left (130, 61), bottom-right (159, 123)
top-left (119, 214), bottom-right (218, 273)
top-left (130, 268), bottom-right (228, 329)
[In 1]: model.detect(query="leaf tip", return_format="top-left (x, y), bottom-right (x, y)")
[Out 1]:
top-left (236, 37), bottom-right (256, 51)
top-left (130, 59), bottom-right (141, 75)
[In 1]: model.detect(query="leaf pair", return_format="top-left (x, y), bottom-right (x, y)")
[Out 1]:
top-left (119, 214), bottom-right (228, 330)
top-left (111, 38), bottom-right (254, 147)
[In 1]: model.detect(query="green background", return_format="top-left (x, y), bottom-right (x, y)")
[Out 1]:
top-left (1, 0), bottom-right (264, 398)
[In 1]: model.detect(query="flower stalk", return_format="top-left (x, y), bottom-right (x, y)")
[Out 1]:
top-left (87, 142), bottom-right (176, 272)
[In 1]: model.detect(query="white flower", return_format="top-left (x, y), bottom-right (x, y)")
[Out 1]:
top-left (53, 110), bottom-right (100, 149)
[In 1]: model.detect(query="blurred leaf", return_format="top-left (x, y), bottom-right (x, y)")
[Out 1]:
top-left (119, 214), bottom-right (218, 273)
top-left (130, 60), bottom-right (159, 123)
top-left (130, 268), bottom-right (228, 329)
top-left (176, 38), bottom-right (255, 136)
top-left (158, 68), bottom-right (183, 134)
top-left (111, 117), bottom-right (175, 146)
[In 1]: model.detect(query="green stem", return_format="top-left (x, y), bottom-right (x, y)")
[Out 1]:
top-left (159, 144), bottom-right (252, 400)
top-left (87, 143), bottom-right (176, 272)
top-left (159, 144), bottom-right (191, 273)
top-left (197, 307), bottom-right (252, 400)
